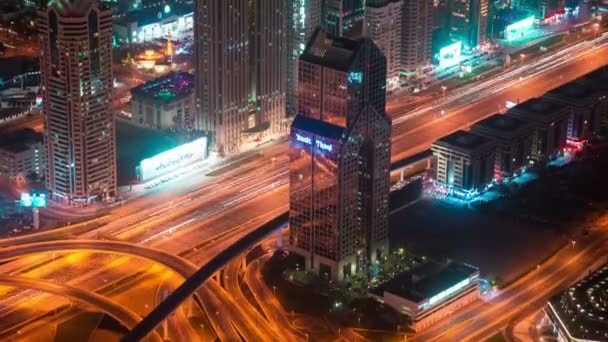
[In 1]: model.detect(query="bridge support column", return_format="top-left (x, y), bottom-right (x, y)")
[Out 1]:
top-left (277, 228), bottom-right (283, 249)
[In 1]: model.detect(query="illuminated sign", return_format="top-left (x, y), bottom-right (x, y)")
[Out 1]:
top-left (348, 72), bottom-right (363, 84)
top-left (316, 140), bottom-right (333, 152)
top-left (296, 133), bottom-right (312, 145)
top-left (422, 273), bottom-right (478, 310)
top-left (438, 41), bottom-right (462, 68)
top-left (20, 193), bottom-right (47, 208)
top-left (504, 16), bottom-right (534, 41)
top-left (294, 133), bottom-right (333, 152)
top-left (138, 137), bottom-right (208, 182)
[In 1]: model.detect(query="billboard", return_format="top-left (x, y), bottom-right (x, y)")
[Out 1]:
top-left (439, 41), bottom-right (462, 68)
top-left (138, 137), bottom-right (208, 182)
top-left (20, 193), bottom-right (47, 208)
top-left (504, 16), bottom-right (535, 41)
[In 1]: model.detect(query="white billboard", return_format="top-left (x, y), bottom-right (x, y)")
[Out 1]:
top-left (138, 137), bottom-right (207, 182)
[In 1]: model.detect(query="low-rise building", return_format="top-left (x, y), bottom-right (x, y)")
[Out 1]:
top-left (131, 72), bottom-right (195, 130)
top-left (506, 97), bottom-right (568, 163)
top-left (0, 128), bottom-right (43, 182)
top-left (431, 130), bottom-right (496, 196)
top-left (471, 113), bottom-right (532, 180)
top-left (543, 81), bottom-right (601, 144)
top-left (575, 65), bottom-right (608, 132)
top-left (546, 262), bottom-right (608, 342)
top-left (113, 4), bottom-right (193, 45)
top-left (369, 261), bottom-right (479, 331)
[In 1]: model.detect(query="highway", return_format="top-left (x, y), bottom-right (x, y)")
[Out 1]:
top-left (1, 36), bottom-right (608, 341)
top-left (0, 274), bottom-right (162, 341)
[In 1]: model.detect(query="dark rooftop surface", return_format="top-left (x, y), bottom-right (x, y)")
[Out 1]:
top-left (473, 113), bottom-right (528, 132)
top-left (435, 130), bottom-right (493, 150)
top-left (0, 128), bottom-right (42, 153)
top-left (131, 72), bottom-right (194, 103)
top-left (116, 4), bottom-right (192, 27)
top-left (299, 28), bottom-right (362, 72)
top-left (509, 97), bottom-right (562, 117)
top-left (579, 65), bottom-right (608, 92)
top-left (291, 114), bottom-right (345, 141)
top-left (391, 149), bottom-right (434, 170)
top-left (548, 262), bottom-right (608, 342)
top-left (547, 81), bottom-right (590, 99)
top-left (374, 261), bottom-right (478, 303)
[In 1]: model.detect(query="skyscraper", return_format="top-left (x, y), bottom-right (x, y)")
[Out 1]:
top-left (194, 0), bottom-right (286, 154)
top-left (365, 0), bottom-right (403, 89)
top-left (324, 0), bottom-right (366, 38)
top-left (286, 0), bottom-right (323, 117)
top-left (401, 0), bottom-right (434, 74)
top-left (38, 0), bottom-right (117, 205)
top-left (448, 0), bottom-right (488, 49)
top-left (289, 29), bottom-right (391, 280)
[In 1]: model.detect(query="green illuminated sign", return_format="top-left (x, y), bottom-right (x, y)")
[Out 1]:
top-left (20, 193), bottom-right (47, 208)
top-left (505, 17), bottom-right (535, 41)
top-left (439, 41), bottom-right (462, 68)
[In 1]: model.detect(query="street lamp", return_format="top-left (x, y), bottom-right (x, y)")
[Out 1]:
top-left (441, 85), bottom-right (447, 97)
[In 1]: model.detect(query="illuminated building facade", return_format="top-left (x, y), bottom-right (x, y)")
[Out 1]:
top-left (113, 5), bottom-right (193, 45)
top-left (401, 0), bottom-right (433, 73)
top-left (365, 0), bottom-right (403, 89)
top-left (448, 0), bottom-right (488, 49)
top-left (195, 0), bottom-right (285, 154)
top-left (506, 98), bottom-right (568, 163)
top-left (369, 262), bottom-right (479, 332)
top-left (131, 72), bottom-right (195, 130)
top-left (472, 114), bottom-right (532, 180)
top-left (544, 81), bottom-right (601, 144)
top-left (38, 0), bottom-right (117, 205)
top-left (546, 262), bottom-right (608, 342)
top-left (286, 0), bottom-right (323, 116)
top-left (324, 0), bottom-right (366, 37)
top-left (431, 130), bottom-right (496, 195)
top-left (290, 29), bottom-right (391, 281)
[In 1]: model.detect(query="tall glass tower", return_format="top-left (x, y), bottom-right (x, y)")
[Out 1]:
top-left (289, 29), bottom-right (391, 281)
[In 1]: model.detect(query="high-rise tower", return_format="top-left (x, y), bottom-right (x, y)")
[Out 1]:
top-left (38, 0), bottom-right (117, 205)
top-left (289, 29), bottom-right (391, 280)
top-left (194, 0), bottom-right (286, 154)
top-left (286, 0), bottom-right (323, 117)
top-left (324, 0), bottom-right (366, 38)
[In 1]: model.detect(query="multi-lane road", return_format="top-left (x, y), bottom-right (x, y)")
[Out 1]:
top-left (2, 37), bottom-right (608, 341)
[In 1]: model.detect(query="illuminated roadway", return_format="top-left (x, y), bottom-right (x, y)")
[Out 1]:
top-left (0, 274), bottom-right (162, 342)
top-left (2, 36), bottom-right (608, 341)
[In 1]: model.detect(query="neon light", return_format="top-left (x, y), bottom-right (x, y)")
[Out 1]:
top-left (439, 41), bottom-right (462, 68)
top-left (348, 72), bottom-right (363, 84)
top-left (316, 140), bottom-right (333, 152)
top-left (20, 193), bottom-right (47, 208)
top-left (505, 16), bottom-right (535, 41)
top-left (296, 133), bottom-right (312, 145)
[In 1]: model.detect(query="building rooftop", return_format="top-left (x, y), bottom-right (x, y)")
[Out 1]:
top-left (131, 72), bottom-right (194, 104)
top-left (0, 128), bottom-right (42, 154)
top-left (373, 261), bottom-right (478, 303)
top-left (116, 4), bottom-right (192, 27)
top-left (473, 113), bottom-right (528, 133)
top-left (547, 262), bottom-right (608, 342)
top-left (434, 130), bottom-right (493, 151)
top-left (579, 65), bottom-right (608, 92)
top-left (547, 81), bottom-right (590, 100)
top-left (508, 97), bottom-right (565, 120)
top-left (299, 28), bottom-right (363, 72)
top-left (291, 114), bottom-right (345, 141)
